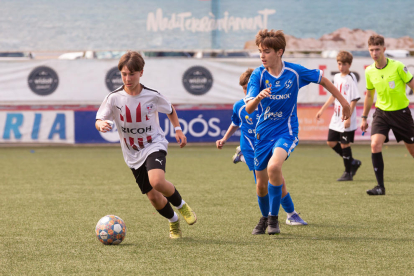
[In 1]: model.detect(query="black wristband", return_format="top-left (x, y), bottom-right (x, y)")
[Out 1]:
top-left (361, 116), bottom-right (368, 119)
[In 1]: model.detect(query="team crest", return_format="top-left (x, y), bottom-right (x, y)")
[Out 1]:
top-left (245, 115), bottom-right (253, 125)
top-left (146, 103), bottom-right (154, 112)
top-left (389, 81), bottom-right (395, 89)
top-left (265, 80), bottom-right (271, 88)
top-left (344, 84), bottom-right (349, 91)
top-left (285, 80), bottom-right (293, 89)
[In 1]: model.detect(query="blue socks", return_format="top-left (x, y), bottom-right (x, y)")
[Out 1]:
top-left (257, 194), bottom-right (269, 217)
top-left (281, 192), bottom-right (294, 214)
top-left (268, 182), bottom-right (283, 216)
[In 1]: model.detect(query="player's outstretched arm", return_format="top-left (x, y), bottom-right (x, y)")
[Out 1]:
top-left (320, 77), bottom-right (351, 121)
top-left (95, 119), bottom-right (112, 133)
top-left (361, 89), bottom-right (375, 132)
top-left (216, 125), bottom-right (239, 149)
top-left (245, 88), bottom-right (271, 114)
top-left (167, 105), bottom-right (187, 148)
top-left (316, 95), bottom-right (335, 120)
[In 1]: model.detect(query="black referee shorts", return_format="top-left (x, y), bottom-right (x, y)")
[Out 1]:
top-left (371, 107), bottom-right (414, 143)
top-left (130, 150), bottom-right (167, 194)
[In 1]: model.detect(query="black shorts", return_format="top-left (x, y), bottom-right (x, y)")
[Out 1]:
top-left (130, 150), bottom-right (167, 194)
top-left (327, 129), bottom-right (355, 144)
top-left (371, 107), bottom-right (414, 143)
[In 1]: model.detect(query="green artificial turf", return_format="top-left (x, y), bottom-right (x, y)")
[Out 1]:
top-left (1, 144), bottom-right (413, 275)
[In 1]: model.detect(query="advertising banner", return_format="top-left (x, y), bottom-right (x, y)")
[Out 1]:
top-left (2, 105), bottom-right (413, 144)
top-left (1, 58), bottom-right (414, 105)
top-left (0, 110), bottom-right (74, 143)
top-left (75, 108), bottom-right (240, 144)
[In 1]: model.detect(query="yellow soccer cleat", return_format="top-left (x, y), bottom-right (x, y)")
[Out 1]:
top-left (169, 220), bottom-right (182, 239)
top-left (178, 203), bottom-right (197, 225)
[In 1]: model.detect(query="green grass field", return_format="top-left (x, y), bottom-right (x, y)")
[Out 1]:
top-left (1, 144), bottom-right (414, 275)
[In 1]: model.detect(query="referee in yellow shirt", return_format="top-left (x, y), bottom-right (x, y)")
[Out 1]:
top-left (361, 34), bottom-right (414, 195)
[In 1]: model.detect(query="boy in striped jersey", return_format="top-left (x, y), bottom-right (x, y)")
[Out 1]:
top-left (96, 51), bottom-right (196, 239)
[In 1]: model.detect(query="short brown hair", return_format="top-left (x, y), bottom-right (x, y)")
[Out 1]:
top-left (336, 51), bottom-right (353, 65)
top-left (118, 51), bottom-right (145, 72)
top-left (239, 68), bottom-right (254, 86)
top-left (255, 29), bottom-right (286, 55)
top-left (368, 35), bottom-right (385, 46)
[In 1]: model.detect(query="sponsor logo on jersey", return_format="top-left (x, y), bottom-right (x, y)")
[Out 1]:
top-left (269, 93), bottom-right (291, 100)
top-left (264, 106), bottom-right (283, 120)
top-left (285, 79), bottom-right (293, 89)
top-left (275, 81), bottom-right (281, 87)
top-left (245, 115), bottom-right (253, 125)
top-left (121, 125), bottom-right (152, 134)
top-left (389, 81), bottom-right (395, 89)
top-left (28, 66), bottom-right (59, 96)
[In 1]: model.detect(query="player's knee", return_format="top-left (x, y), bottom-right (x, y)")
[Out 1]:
top-left (256, 180), bottom-right (267, 192)
top-left (341, 143), bottom-right (350, 149)
top-left (267, 163), bottom-right (282, 179)
top-left (149, 177), bottom-right (165, 191)
top-left (327, 141), bottom-right (336, 148)
top-left (371, 142), bottom-right (382, 153)
top-left (146, 190), bottom-right (163, 204)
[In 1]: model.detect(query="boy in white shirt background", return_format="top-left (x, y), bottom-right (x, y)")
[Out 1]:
top-left (316, 51), bottom-right (362, 181)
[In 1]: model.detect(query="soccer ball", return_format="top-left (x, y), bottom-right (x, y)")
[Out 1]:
top-left (95, 215), bottom-right (126, 245)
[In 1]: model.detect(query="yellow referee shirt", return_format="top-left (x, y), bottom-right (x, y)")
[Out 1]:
top-left (365, 58), bottom-right (413, 111)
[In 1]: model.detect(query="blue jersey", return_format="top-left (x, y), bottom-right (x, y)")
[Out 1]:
top-left (231, 98), bottom-right (262, 170)
top-left (245, 62), bottom-right (322, 140)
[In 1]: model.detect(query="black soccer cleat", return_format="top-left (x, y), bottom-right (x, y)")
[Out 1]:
top-left (366, 185), bottom-right (386, 196)
top-left (337, 171), bottom-right (353, 181)
top-left (267, 215), bottom-right (280, 235)
top-left (252, 216), bottom-right (268, 235)
top-left (351, 159), bottom-right (362, 176)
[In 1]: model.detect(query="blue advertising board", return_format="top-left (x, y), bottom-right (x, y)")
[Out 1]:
top-left (74, 109), bottom-right (241, 144)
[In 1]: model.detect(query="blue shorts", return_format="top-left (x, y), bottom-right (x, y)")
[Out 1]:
top-left (241, 146), bottom-right (255, 171)
top-left (254, 135), bottom-right (299, 171)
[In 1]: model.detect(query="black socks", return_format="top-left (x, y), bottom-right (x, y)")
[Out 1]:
top-left (372, 152), bottom-right (384, 187)
top-left (166, 188), bottom-right (182, 207)
top-left (332, 143), bottom-right (343, 156)
top-left (342, 147), bottom-right (352, 173)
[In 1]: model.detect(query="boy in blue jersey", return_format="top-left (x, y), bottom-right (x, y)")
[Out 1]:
top-left (245, 29), bottom-right (351, 235)
top-left (216, 68), bottom-right (307, 235)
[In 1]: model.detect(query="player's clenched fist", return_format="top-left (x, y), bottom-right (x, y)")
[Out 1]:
top-left (256, 88), bottom-right (271, 101)
top-left (175, 130), bottom-right (187, 148)
top-left (216, 139), bottom-right (226, 149)
top-left (96, 119), bottom-right (112, 133)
